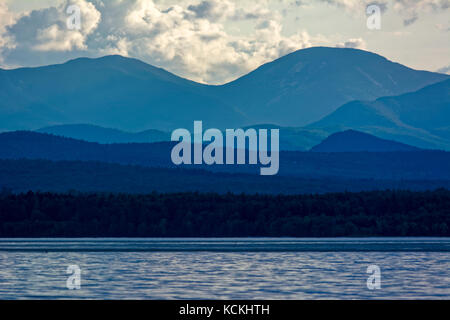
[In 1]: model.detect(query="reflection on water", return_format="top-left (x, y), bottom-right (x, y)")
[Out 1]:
top-left (0, 239), bottom-right (449, 299)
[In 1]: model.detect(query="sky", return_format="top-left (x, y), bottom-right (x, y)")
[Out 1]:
top-left (0, 0), bottom-right (449, 84)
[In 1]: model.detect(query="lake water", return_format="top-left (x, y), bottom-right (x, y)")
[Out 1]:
top-left (0, 238), bottom-right (449, 299)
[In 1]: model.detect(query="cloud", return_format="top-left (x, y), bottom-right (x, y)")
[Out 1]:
top-left (336, 38), bottom-right (366, 49)
top-left (187, 0), bottom-right (234, 21)
top-left (0, 2), bottom-right (16, 64)
top-left (437, 65), bottom-right (450, 74)
top-left (403, 15), bottom-right (418, 26)
top-left (435, 23), bottom-right (450, 31)
top-left (0, 0), bottom-right (313, 84)
top-left (393, 0), bottom-right (450, 26)
top-left (316, 0), bottom-right (448, 25)
top-left (0, 2), bottom-right (14, 29)
top-left (316, 0), bottom-right (388, 12)
top-left (4, 0), bottom-right (100, 60)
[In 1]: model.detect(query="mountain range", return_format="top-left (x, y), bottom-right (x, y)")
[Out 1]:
top-left (36, 123), bottom-right (329, 151)
top-left (35, 124), bottom-right (421, 153)
top-left (1, 131), bottom-right (450, 180)
top-left (215, 47), bottom-right (448, 127)
top-left (0, 47), bottom-right (447, 136)
top-left (310, 78), bottom-right (450, 150)
top-left (0, 55), bottom-right (244, 132)
top-left (311, 130), bottom-right (421, 152)
top-left (37, 124), bottom-right (170, 144)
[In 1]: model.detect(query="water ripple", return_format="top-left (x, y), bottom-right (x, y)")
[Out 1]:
top-left (0, 239), bottom-right (449, 299)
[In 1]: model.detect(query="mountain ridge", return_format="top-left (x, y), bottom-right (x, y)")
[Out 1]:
top-left (311, 129), bottom-right (422, 152)
top-left (217, 47), bottom-right (449, 126)
top-left (310, 78), bottom-right (450, 150)
top-left (37, 124), bottom-right (170, 144)
top-left (0, 47), bottom-right (447, 132)
top-left (2, 130), bottom-right (450, 181)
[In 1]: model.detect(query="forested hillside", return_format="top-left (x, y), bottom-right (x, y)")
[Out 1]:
top-left (0, 190), bottom-right (449, 237)
top-left (1, 159), bottom-right (450, 194)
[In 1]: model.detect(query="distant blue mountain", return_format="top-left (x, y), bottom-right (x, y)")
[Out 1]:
top-left (2, 131), bottom-right (450, 181)
top-left (0, 130), bottom-right (175, 167)
top-left (311, 130), bottom-right (421, 152)
top-left (310, 79), bottom-right (450, 150)
top-left (38, 123), bottom-right (328, 151)
top-left (37, 124), bottom-right (169, 144)
top-left (217, 47), bottom-right (449, 126)
top-left (0, 55), bottom-right (245, 132)
top-left (0, 47), bottom-right (447, 132)
top-left (241, 124), bottom-right (328, 151)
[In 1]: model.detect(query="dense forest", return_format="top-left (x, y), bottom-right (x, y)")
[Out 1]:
top-left (0, 189), bottom-right (449, 237)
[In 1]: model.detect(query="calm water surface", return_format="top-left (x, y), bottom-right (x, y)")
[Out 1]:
top-left (0, 238), bottom-right (449, 299)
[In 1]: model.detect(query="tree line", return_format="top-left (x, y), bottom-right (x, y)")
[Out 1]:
top-left (0, 189), bottom-right (449, 237)
top-left (2, 159), bottom-right (450, 195)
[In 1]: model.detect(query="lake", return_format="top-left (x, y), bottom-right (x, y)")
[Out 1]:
top-left (0, 238), bottom-right (449, 299)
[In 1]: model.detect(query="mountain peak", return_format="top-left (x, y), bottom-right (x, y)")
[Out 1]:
top-left (62, 54), bottom-right (183, 79)
top-left (310, 78), bottom-right (450, 150)
top-left (311, 130), bottom-right (422, 152)
top-left (0, 47), bottom-right (448, 133)
top-left (220, 47), bottom-right (448, 127)
top-left (65, 54), bottom-right (145, 66)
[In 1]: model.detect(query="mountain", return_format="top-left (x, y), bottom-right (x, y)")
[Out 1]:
top-left (37, 124), bottom-right (170, 144)
top-left (36, 123), bottom-right (328, 151)
top-left (0, 55), bottom-right (245, 132)
top-left (217, 47), bottom-right (449, 126)
top-left (241, 124), bottom-right (328, 151)
top-left (0, 47), bottom-right (447, 132)
top-left (310, 79), bottom-right (450, 150)
top-left (0, 131), bottom-right (175, 166)
top-left (1, 159), bottom-right (449, 195)
top-left (311, 130), bottom-right (421, 152)
top-left (2, 131), bottom-right (450, 180)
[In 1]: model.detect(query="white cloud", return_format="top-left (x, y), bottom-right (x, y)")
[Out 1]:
top-left (437, 65), bottom-right (450, 74)
top-left (0, 2), bottom-right (15, 29)
top-left (317, 0), bottom-right (448, 25)
top-left (4, 0), bottom-right (100, 55)
top-left (392, 0), bottom-right (449, 26)
top-left (0, 2), bottom-right (16, 64)
top-left (316, 0), bottom-right (388, 12)
top-left (435, 22), bottom-right (450, 31)
top-left (336, 37), bottom-right (366, 49)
